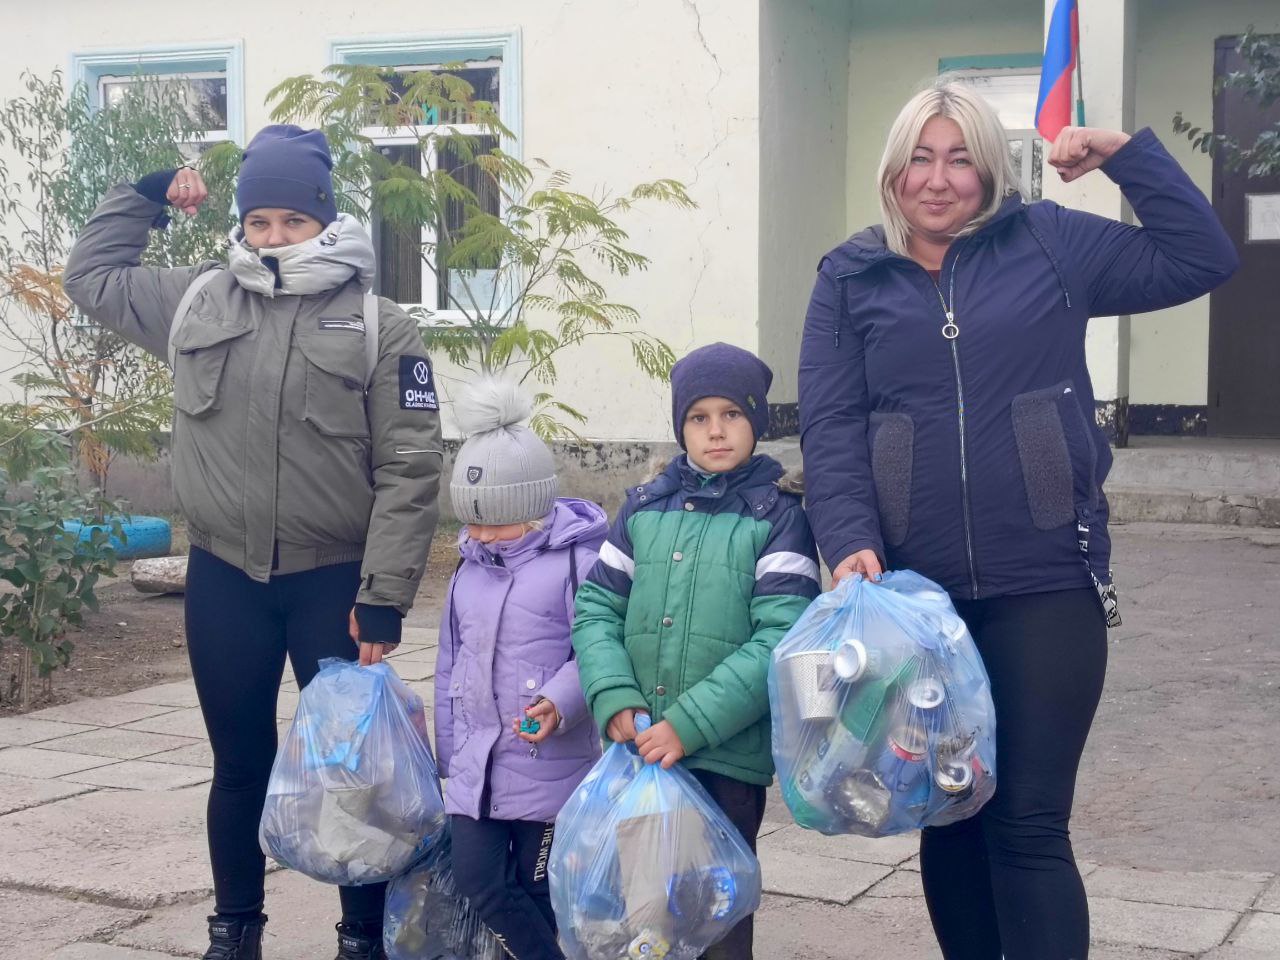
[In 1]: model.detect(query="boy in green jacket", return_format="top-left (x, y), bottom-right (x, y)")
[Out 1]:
top-left (572, 342), bottom-right (821, 959)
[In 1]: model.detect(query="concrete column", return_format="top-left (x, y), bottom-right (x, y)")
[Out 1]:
top-left (1040, 0), bottom-right (1137, 446)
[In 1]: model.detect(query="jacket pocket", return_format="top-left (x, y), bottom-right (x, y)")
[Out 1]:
top-left (1010, 381), bottom-right (1098, 530)
top-left (294, 332), bottom-right (370, 439)
top-left (869, 412), bottom-right (915, 547)
top-left (171, 319), bottom-right (249, 418)
top-left (515, 659), bottom-right (548, 709)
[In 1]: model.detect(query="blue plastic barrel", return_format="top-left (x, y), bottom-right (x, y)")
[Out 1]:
top-left (62, 515), bottom-right (172, 560)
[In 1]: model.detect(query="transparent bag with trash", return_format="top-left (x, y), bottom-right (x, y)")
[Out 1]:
top-left (383, 823), bottom-right (506, 960)
top-left (769, 570), bottom-right (997, 837)
top-left (260, 658), bottom-right (446, 885)
top-left (548, 715), bottom-right (762, 960)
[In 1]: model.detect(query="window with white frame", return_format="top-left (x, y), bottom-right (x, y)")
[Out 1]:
top-left (331, 31), bottom-right (521, 317)
top-left (98, 71), bottom-right (230, 163)
top-left (72, 42), bottom-right (244, 164)
top-left (368, 61), bottom-right (503, 312)
top-left (952, 69), bottom-right (1044, 200)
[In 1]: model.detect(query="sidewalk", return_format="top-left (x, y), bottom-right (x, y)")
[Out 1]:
top-left (3, 523), bottom-right (1279, 959)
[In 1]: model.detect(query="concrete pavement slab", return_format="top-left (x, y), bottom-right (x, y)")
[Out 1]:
top-left (0, 716), bottom-right (95, 746)
top-left (389, 659), bottom-right (434, 682)
top-left (1255, 877), bottom-right (1280, 913)
top-left (60, 759), bottom-right (211, 791)
top-left (1088, 948), bottom-right (1188, 960)
top-left (399, 627), bottom-right (437, 645)
top-left (386, 646), bottom-right (438, 663)
top-left (0, 887), bottom-right (143, 959)
top-left (865, 870), bottom-right (925, 898)
top-left (39, 728), bottom-right (199, 761)
top-left (753, 894), bottom-right (942, 960)
top-left (0, 771), bottom-right (95, 815)
top-left (121, 708), bottom-right (209, 739)
top-left (759, 824), bottom-right (920, 866)
top-left (112, 683), bottom-right (200, 709)
top-left (47, 947), bottom-right (183, 960)
top-left (759, 847), bottom-right (890, 904)
top-left (0, 746), bottom-right (119, 778)
top-left (0, 785), bottom-right (212, 908)
top-left (1085, 865), bottom-right (1271, 912)
top-left (114, 868), bottom-right (339, 959)
top-left (1231, 911), bottom-right (1280, 950)
top-left (27, 700), bottom-right (178, 728)
top-left (1089, 896), bottom-right (1239, 953)
top-left (146, 741), bottom-right (212, 768)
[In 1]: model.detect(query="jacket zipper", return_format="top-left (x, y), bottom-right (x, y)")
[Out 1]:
top-left (929, 246), bottom-right (980, 600)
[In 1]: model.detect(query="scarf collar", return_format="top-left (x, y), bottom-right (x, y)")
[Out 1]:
top-left (227, 213), bottom-right (376, 297)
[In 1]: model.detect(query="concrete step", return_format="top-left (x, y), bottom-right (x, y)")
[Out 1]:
top-left (759, 437), bottom-right (1280, 528)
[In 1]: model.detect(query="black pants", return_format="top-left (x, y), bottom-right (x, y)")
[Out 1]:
top-left (920, 587), bottom-right (1107, 960)
top-left (689, 768), bottom-right (767, 960)
top-left (185, 547), bottom-right (385, 927)
top-left (449, 814), bottom-right (562, 960)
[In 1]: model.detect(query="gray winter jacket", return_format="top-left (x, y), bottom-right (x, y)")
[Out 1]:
top-left (63, 184), bottom-right (443, 614)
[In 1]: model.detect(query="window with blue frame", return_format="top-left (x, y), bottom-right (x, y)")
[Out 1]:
top-left (72, 43), bottom-right (244, 164)
top-left (331, 31), bottom-right (520, 315)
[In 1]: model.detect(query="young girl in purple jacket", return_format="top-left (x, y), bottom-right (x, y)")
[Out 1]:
top-left (434, 378), bottom-right (605, 960)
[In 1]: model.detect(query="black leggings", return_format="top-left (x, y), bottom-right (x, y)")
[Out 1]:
top-left (449, 814), bottom-right (562, 960)
top-left (185, 547), bottom-right (386, 927)
top-left (920, 587), bottom-right (1107, 960)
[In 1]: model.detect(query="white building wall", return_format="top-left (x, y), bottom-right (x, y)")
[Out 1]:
top-left (1129, 0), bottom-right (1280, 407)
top-left (758, 0), bottom-right (853, 407)
top-left (0, 0), bottom-right (763, 443)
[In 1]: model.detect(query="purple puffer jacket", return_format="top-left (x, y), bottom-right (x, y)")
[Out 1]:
top-left (434, 498), bottom-right (606, 822)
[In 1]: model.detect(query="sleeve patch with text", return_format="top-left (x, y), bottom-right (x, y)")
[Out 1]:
top-left (398, 356), bottom-right (439, 411)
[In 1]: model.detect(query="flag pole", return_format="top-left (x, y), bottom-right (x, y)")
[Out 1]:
top-left (1074, 0), bottom-right (1086, 126)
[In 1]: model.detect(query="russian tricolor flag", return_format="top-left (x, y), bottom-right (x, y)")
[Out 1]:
top-left (1035, 0), bottom-right (1080, 142)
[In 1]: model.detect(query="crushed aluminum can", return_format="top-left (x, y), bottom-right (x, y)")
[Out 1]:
top-left (826, 768), bottom-right (892, 830)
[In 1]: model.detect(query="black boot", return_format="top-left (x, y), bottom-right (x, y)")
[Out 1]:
top-left (203, 914), bottom-right (266, 960)
top-left (334, 922), bottom-right (386, 960)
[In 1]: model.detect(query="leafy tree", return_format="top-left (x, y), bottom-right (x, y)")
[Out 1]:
top-left (267, 64), bottom-right (695, 439)
top-left (0, 69), bottom-right (237, 495)
top-left (0, 423), bottom-right (121, 707)
top-left (1173, 29), bottom-right (1280, 178)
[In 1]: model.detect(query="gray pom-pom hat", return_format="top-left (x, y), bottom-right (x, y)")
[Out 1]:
top-left (450, 378), bottom-right (558, 525)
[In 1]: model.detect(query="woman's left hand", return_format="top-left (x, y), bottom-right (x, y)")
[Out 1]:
top-left (1049, 127), bottom-right (1132, 183)
top-left (348, 607), bottom-right (391, 665)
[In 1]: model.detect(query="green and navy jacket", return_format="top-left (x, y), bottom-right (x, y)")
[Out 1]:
top-left (572, 454), bottom-right (820, 785)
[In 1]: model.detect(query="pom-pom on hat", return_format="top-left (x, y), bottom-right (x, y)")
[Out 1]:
top-left (450, 378), bottom-right (558, 525)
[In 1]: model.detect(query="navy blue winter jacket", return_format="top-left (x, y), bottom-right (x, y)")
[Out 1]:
top-left (798, 128), bottom-right (1238, 601)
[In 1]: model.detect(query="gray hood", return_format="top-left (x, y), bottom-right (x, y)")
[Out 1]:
top-left (228, 213), bottom-right (376, 297)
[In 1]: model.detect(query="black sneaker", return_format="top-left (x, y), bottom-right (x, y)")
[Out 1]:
top-left (203, 914), bottom-right (266, 960)
top-left (334, 922), bottom-right (386, 960)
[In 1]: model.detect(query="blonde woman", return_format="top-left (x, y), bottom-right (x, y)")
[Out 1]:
top-left (798, 80), bottom-right (1236, 957)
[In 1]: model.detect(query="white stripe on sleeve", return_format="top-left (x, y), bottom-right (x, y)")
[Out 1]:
top-left (755, 551), bottom-right (820, 584)
top-left (598, 540), bottom-right (635, 579)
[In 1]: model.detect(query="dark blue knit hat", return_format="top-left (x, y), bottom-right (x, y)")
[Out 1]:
top-left (236, 124), bottom-right (337, 226)
top-left (670, 342), bottom-right (773, 448)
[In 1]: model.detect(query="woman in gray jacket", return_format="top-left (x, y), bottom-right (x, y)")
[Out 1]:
top-left (64, 125), bottom-right (444, 960)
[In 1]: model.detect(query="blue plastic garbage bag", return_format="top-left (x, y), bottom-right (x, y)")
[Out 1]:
top-left (549, 715), bottom-right (762, 960)
top-left (383, 823), bottom-right (505, 960)
top-left (769, 570), bottom-right (997, 837)
top-left (260, 658), bottom-right (446, 885)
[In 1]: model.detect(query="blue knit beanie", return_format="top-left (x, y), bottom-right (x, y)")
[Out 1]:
top-left (670, 342), bottom-right (773, 448)
top-left (236, 124), bottom-right (338, 226)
